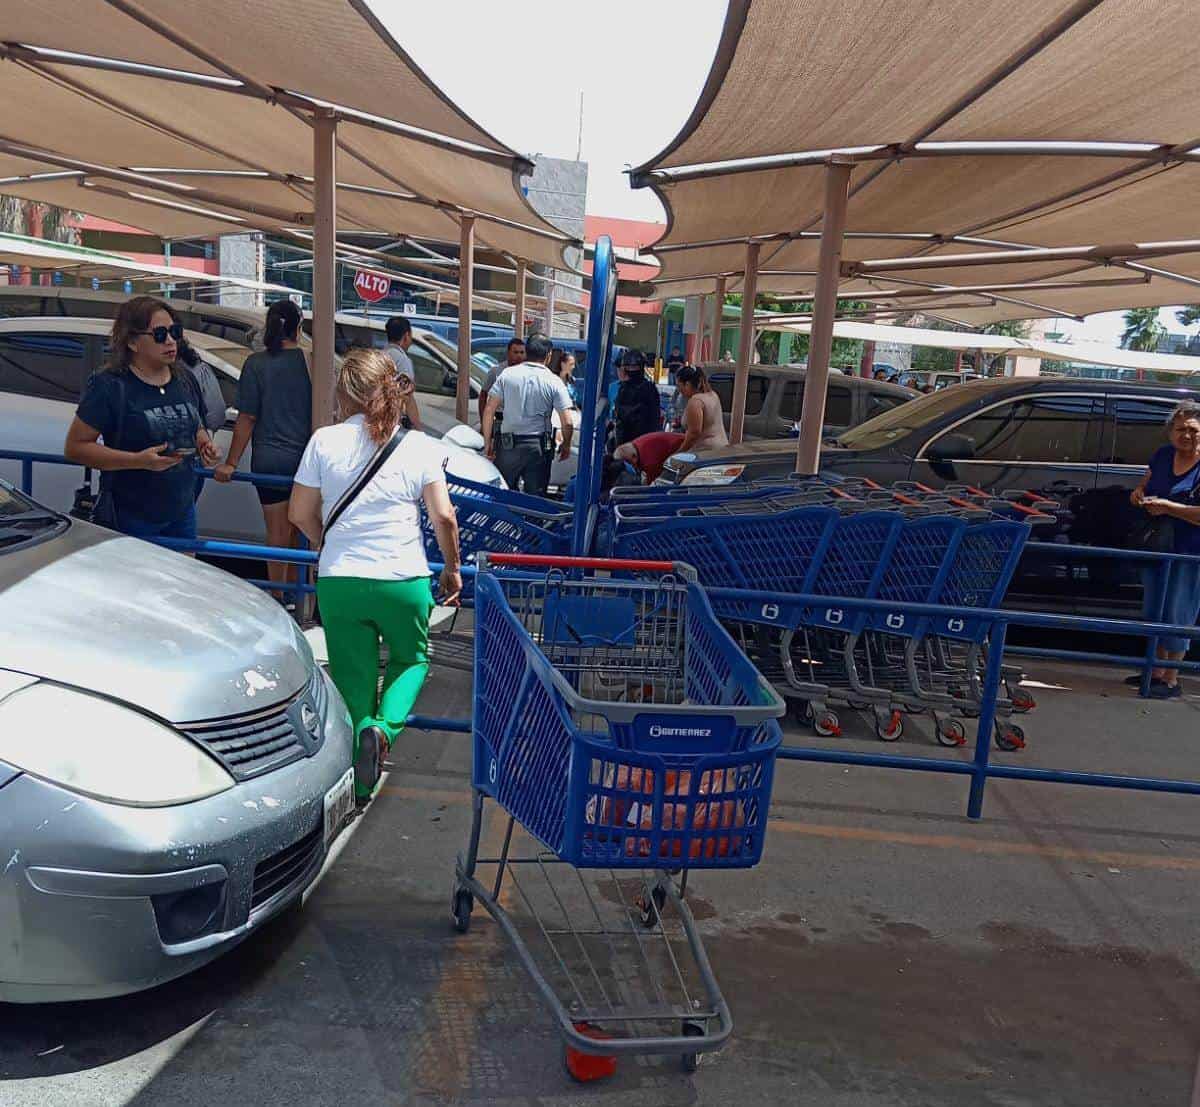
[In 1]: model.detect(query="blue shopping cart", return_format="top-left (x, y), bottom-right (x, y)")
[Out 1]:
top-left (614, 498), bottom-right (1035, 748)
top-left (451, 553), bottom-right (784, 1075)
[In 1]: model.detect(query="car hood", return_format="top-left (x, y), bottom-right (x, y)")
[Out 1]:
top-left (0, 522), bottom-right (312, 722)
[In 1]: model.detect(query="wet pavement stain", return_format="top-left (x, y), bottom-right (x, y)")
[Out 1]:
top-left (703, 918), bottom-right (1200, 1106)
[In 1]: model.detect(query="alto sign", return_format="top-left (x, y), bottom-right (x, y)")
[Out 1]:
top-left (352, 269), bottom-right (391, 303)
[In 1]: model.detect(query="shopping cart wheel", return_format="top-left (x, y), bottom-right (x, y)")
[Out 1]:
top-left (451, 887), bottom-right (474, 934)
top-left (1010, 688), bottom-right (1037, 712)
top-left (813, 710), bottom-right (841, 738)
top-left (681, 1018), bottom-right (706, 1073)
top-left (994, 723), bottom-right (1026, 752)
top-left (637, 885), bottom-right (667, 929)
top-left (936, 719), bottom-right (967, 747)
top-left (874, 710), bottom-right (903, 742)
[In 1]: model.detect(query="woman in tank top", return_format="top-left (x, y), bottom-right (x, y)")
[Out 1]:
top-left (675, 365), bottom-right (729, 453)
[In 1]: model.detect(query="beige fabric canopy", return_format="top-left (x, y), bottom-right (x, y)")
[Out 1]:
top-left (761, 318), bottom-right (1200, 377)
top-left (0, 2), bottom-right (576, 269)
top-left (634, 0), bottom-right (1200, 325)
top-left (0, 231), bottom-right (295, 293)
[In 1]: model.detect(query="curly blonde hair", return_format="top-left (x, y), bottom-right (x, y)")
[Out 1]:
top-left (337, 347), bottom-right (402, 445)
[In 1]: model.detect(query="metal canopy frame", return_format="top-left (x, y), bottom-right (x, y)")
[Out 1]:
top-left (0, 10), bottom-right (583, 430)
top-left (630, 0), bottom-right (1200, 473)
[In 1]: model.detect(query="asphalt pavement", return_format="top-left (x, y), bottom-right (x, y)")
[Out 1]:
top-left (3, 654), bottom-right (1200, 1107)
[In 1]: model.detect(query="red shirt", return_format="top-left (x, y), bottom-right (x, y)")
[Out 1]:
top-left (631, 432), bottom-right (684, 483)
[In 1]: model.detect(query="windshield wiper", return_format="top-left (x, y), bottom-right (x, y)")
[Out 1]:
top-left (1, 509), bottom-right (62, 524)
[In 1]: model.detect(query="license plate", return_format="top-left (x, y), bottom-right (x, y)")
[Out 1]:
top-left (323, 767), bottom-right (355, 847)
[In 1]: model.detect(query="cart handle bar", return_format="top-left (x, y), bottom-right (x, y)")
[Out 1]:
top-left (480, 553), bottom-right (678, 573)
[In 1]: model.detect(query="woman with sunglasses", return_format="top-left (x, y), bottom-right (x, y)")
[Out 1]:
top-left (65, 296), bottom-right (220, 540)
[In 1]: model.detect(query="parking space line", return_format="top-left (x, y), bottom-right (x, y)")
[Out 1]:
top-left (383, 781), bottom-right (1200, 874)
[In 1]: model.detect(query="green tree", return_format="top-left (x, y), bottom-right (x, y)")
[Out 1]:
top-left (1122, 307), bottom-right (1165, 351)
top-left (1176, 306), bottom-right (1200, 328)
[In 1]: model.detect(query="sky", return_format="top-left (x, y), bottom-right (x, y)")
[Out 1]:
top-left (369, 0), bottom-right (727, 224)
top-left (370, 1), bottom-right (1197, 351)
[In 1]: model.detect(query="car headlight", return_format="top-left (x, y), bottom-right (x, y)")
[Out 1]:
top-left (681, 464), bottom-right (747, 486)
top-left (0, 684), bottom-right (234, 806)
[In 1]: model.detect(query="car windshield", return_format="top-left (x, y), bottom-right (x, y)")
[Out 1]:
top-left (836, 386), bottom-right (982, 450)
top-left (0, 482), bottom-right (66, 550)
top-left (421, 333), bottom-right (487, 385)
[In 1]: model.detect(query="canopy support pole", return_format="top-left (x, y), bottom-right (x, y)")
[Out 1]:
top-left (456, 215), bottom-right (475, 424)
top-left (710, 276), bottom-right (727, 361)
top-left (729, 241), bottom-right (761, 444)
top-left (514, 259), bottom-right (527, 337)
top-left (795, 158), bottom-right (853, 475)
top-left (311, 109), bottom-right (338, 431)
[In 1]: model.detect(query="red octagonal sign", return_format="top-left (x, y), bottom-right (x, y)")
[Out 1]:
top-left (353, 269), bottom-right (391, 303)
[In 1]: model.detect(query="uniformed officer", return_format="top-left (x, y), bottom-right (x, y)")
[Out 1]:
top-left (481, 332), bottom-right (572, 495)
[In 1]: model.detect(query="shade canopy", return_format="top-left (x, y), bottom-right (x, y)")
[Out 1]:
top-left (0, 231), bottom-right (294, 293)
top-left (762, 318), bottom-right (1200, 376)
top-left (634, 0), bottom-right (1200, 325)
top-left (0, 1), bottom-right (578, 269)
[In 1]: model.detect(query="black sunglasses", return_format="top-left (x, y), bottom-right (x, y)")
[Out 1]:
top-left (134, 323), bottom-right (184, 344)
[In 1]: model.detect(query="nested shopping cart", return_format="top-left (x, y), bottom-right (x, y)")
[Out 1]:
top-left (451, 553), bottom-right (784, 1079)
top-left (613, 499), bottom-right (1035, 749)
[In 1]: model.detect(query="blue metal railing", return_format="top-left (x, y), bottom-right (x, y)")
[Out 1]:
top-left (7, 447), bottom-right (1200, 819)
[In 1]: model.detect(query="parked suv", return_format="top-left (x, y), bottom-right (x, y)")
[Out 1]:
top-left (702, 364), bottom-right (915, 440)
top-left (660, 376), bottom-right (1200, 613)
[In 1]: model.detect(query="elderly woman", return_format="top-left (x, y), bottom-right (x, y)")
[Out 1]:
top-left (289, 348), bottom-right (463, 803)
top-left (1128, 401), bottom-right (1200, 699)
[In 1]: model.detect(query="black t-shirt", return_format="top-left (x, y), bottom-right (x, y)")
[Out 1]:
top-left (614, 373), bottom-right (662, 445)
top-left (76, 370), bottom-right (202, 523)
top-left (236, 348), bottom-right (312, 469)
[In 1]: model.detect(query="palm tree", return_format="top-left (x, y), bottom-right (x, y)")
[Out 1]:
top-left (1177, 305), bottom-right (1200, 328)
top-left (1122, 307), bottom-right (1165, 352)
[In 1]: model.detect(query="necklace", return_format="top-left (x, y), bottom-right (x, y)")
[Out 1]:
top-left (130, 366), bottom-right (168, 395)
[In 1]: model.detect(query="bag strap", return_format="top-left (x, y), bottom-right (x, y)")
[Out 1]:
top-left (323, 425), bottom-right (405, 539)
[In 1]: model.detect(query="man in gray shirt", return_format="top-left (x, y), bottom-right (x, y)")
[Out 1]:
top-left (384, 316), bottom-right (414, 379)
top-left (478, 335), bottom-right (526, 428)
top-left (481, 332), bottom-right (572, 496)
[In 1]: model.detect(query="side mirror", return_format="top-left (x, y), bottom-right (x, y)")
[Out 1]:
top-left (927, 433), bottom-right (974, 463)
top-left (441, 371), bottom-right (456, 393)
top-left (443, 424), bottom-right (485, 452)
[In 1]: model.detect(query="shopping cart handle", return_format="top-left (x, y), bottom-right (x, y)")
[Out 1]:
top-left (481, 553), bottom-right (680, 573)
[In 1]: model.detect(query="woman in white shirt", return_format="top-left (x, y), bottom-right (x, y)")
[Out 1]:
top-left (290, 348), bottom-right (462, 803)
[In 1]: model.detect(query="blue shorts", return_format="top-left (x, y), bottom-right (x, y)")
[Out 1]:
top-left (116, 504), bottom-right (198, 542)
top-left (1142, 560), bottom-right (1200, 653)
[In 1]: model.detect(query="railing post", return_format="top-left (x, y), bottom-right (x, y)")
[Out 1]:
top-left (20, 458), bottom-right (32, 496)
top-left (1140, 555), bottom-right (1168, 697)
top-left (967, 620), bottom-right (1008, 819)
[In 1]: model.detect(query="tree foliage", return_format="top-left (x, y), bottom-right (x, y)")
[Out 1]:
top-left (0, 199), bottom-right (80, 244)
top-left (1177, 305), bottom-right (1200, 328)
top-left (1121, 307), bottom-right (1165, 352)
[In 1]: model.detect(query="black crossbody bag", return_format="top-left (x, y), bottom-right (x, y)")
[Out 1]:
top-left (71, 375), bottom-right (126, 529)
top-left (320, 426), bottom-right (405, 550)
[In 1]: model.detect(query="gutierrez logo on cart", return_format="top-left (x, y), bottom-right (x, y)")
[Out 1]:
top-left (648, 725), bottom-right (713, 739)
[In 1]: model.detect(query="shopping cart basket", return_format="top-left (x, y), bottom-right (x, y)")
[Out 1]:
top-left (614, 499), bottom-right (1034, 748)
top-left (451, 553), bottom-right (784, 1077)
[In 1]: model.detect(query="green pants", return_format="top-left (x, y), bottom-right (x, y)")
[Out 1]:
top-left (317, 576), bottom-right (433, 793)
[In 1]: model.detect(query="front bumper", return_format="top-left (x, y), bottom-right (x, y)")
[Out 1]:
top-left (0, 674), bottom-right (353, 1003)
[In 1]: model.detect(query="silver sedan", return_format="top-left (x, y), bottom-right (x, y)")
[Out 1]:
top-left (0, 481), bottom-right (354, 1002)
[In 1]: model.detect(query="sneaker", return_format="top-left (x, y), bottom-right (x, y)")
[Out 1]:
top-left (1147, 682), bottom-right (1183, 700)
top-left (354, 725), bottom-right (387, 803)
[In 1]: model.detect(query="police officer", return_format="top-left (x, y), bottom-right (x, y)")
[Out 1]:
top-left (613, 349), bottom-right (662, 445)
top-left (481, 332), bottom-right (572, 495)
